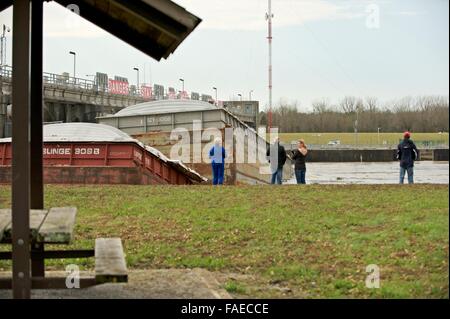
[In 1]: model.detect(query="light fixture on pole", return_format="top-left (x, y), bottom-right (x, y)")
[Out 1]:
top-left (133, 67), bottom-right (140, 90)
top-left (238, 94), bottom-right (242, 102)
top-left (213, 87), bottom-right (218, 105)
top-left (69, 51), bottom-right (76, 83)
top-left (179, 78), bottom-right (184, 92)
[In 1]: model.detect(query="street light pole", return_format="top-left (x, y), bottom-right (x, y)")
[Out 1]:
top-left (179, 78), bottom-right (184, 92)
top-left (133, 67), bottom-right (140, 92)
top-left (249, 90), bottom-right (253, 101)
top-left (238, 94), bottom-right (242, 102)
top-left (213, 87), bottom-right (218, 105)
top-left (69, 51), bottom-right (76, 83)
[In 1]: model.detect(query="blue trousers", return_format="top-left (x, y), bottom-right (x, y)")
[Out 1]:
top-left (400, 166), bottom-right (414, 184)
top-left (212, 162), bottom-right (225, 185)
top-left (271, 168), bottom-right (283, 185)
top-left (295, 169), bottom-right (306, 184)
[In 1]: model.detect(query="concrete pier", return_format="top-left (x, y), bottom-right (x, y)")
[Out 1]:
top-left (285, 147), bottom-right (449, 162)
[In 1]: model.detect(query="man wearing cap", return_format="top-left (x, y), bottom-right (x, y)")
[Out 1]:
top-left (397, 131), bottom-right (419, 184)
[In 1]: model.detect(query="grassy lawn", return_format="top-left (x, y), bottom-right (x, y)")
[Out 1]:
top-left (276, 132), bottom-right (449, 146)
top-left (0, 184), bottom-right (448, 298)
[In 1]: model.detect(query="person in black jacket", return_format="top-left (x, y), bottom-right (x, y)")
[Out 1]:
top-left (397, 131), bottom-right (418, 184)
top-left (291, 139), bottom-right (308, 184)
top-left (266, 137), bottom-right (287, 185)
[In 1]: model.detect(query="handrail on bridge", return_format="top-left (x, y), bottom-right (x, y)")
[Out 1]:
top-left (0, 64), bottom-right (146, 98)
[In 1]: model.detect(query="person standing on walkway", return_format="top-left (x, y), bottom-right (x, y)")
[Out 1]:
top-left (209, 137), bottom-right (227, 185)
top-left (292, 139), bottom-right (308, 184)
top-left (267, 137), bottom-right (287, 185)
top-left (397, 131), bottom-right (418, 184)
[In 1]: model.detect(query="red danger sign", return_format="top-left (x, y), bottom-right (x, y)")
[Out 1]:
top-left (109, 79), bottom-right (129, 95)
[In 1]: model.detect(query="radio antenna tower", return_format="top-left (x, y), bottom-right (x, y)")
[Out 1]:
top-left (265, 0), bottom-right (274, 132)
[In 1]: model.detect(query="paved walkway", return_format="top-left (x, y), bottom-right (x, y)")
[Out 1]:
top-left (0, 269), bottom-right (232, 299)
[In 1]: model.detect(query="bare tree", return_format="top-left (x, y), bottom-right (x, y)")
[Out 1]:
top-left (312, 99), bottom-right (331, 114)
top-left (339, 96), bottom-right (359, 113)
top-left (260, 95), bottom-right (449, 133)
top-left (365, 97), bottom-right (378, 113)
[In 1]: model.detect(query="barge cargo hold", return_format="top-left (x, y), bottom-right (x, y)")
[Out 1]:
top-left (0, 123), bottom-right (206, 185)
top-left (98, 100), bottom-right (293, 184)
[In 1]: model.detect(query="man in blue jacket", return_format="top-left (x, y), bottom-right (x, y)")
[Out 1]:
top-left (209, 137), bottom-right (227, 185)
top-left (397, 131), bottom-right (419, 184)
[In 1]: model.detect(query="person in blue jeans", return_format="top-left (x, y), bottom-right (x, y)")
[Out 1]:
top-left (266, 137), bottom-right (287, 185)
top-left (291, 139), bottom-right (308, 184)
top-left (397, 131), bottom-right (418, 184)
top-left (209, 137), bottom-right (227, 185)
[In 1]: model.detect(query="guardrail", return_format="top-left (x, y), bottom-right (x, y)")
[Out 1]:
top-left (0, 65), bottom-right (147, 98)
top-left (0, 65), bottom-right (215, 102)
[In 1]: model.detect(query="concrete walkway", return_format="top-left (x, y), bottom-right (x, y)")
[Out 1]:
top-left (0, 269), bottom-right (232, 299)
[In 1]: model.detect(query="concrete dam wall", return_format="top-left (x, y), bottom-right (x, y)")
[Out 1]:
top-left (297, 148), bottom-right (449, 162)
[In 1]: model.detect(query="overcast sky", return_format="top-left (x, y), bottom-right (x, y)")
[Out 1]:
top-left (0, 0), bottom-right (448, 111)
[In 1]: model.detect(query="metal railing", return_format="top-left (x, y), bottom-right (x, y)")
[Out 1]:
top-left (0, 65), bottom-right (146, 97)
top-left (0, 65), bottom-right (230, 104)
top-left (43, 71), bottom-right (96, 91)
top-left (0, 65), bottom-right (214, 102)
top-left (1, 64), bottom-right (97, 90)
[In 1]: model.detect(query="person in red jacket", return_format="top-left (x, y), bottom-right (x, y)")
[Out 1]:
top-left (397, 131), bottom-right (419, 184)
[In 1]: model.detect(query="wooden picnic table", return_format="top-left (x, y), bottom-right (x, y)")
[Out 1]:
top-left (0, 207), bottom-right (77, 245)
top-left (0, 207), bottom-right (127, 289)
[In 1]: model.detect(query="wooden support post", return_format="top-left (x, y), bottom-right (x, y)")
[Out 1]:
top-left (12, 0), bottom-right (32, 299)
top-left (30, 0), bottom-right (44, 210)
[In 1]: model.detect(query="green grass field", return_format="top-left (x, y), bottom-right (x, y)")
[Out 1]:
top-left (0, 185), bottom-right (448, 298)
top-left (276, 132), bottom-right (449, 146)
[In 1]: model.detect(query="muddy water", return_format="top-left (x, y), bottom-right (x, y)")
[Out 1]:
top-left (287, 162), bottom-right (449, 185)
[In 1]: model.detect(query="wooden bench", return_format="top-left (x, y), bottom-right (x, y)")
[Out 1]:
top-left (95, 238), bottom-right (128, 284)
top-left (0, 209), bottom-right (11, 242)
top-left (38, 207), bottom-right (77, 244)
top-left (0, 208), bottom-right (128, 289)
top-left (0, 208), bottom-right (75, 244)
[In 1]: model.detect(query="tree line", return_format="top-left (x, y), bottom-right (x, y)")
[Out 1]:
top-left (259, 96), bottom-right (449, 133)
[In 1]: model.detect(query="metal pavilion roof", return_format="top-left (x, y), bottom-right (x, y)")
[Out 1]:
top-left (0, 0), bottom-right (201, 61)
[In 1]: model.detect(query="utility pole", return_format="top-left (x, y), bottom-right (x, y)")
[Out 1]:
top-left (179, 78), bottom-right (184, 92)
top-left (134, 67), bottom-right (140, 91)
top-left (266, 0), bottom-right (274, 132)
top-left (213, 87), bottom-right (218, 105)
top-left (0, 24), bottom-right (11, 66)
top-left (69, 51), bottom-right (76, 83)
